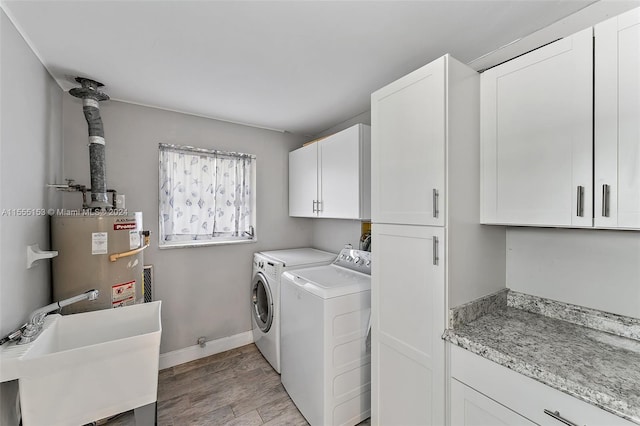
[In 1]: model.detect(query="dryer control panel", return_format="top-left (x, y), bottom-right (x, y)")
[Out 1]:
top-left (334, 248), bottom-right (371, 275)
top-left (253, 255), bottom-right (280, 281)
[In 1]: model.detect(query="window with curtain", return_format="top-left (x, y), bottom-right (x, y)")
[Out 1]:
top-left (158, 143), bottom-right (256, 248)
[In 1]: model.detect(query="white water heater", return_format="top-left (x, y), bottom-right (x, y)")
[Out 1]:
top-left (51, 212), bottom-right (148, 314)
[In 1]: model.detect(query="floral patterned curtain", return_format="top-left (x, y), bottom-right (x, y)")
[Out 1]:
top-left (159, 144), bottom-right (255, 244)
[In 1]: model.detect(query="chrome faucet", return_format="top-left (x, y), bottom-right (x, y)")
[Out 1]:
top-left (18, 289), bottom-right (99, 344)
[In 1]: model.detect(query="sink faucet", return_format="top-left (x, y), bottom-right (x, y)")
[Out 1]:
top-left (18, 289), bottom-right (99, 345)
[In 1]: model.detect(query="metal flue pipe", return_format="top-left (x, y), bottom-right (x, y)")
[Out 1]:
top-left (69, 77), bottom-right (111, 210)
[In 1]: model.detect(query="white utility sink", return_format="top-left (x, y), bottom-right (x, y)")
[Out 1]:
top-left (7, 301), bottom-right (162, 426)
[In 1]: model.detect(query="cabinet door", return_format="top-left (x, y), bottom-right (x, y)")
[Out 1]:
top-left (595, 9), bottom-right (640, 229)
top-left (481, 28), bottom-right (593, 227)
top-left (319, 125), bottom-right (362, 219)
top-left (372, 57), bottom-right (446, 226)
top-left (450, 379), bottom-right (537, 426)
top-left (288, 143), bottom-right (318, 217)
top-left (371, 224), bottom-right (445, 425)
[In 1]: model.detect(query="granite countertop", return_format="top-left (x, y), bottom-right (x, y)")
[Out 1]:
top-left (443, 290), bottom-right (640, 425)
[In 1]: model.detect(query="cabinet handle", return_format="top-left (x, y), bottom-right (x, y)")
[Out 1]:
top-left (602, 184), bottom-right (610, 217)
top-left (433, 189), bottom-right (439, 218)
top-left (317, 200), bottom-right (322, 213)
top-left (576, 186), bottom-right (584, 217)
top-left (312, 200), bottom-right (317, 213)
top-left (543, 409), bottom-right (579, 426)
top-left (432, 236), bottom-right (439, 266)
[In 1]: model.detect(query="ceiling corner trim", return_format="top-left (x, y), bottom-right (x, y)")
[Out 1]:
top-left (467, 0), bottom-right (638, 72)
top-left (109, 97), bottom-right (287, 134)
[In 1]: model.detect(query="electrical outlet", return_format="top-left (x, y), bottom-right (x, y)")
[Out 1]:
top-left (116, 194), bottom-right (125, 209)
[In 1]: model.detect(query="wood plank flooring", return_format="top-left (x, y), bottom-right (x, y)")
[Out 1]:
top-left (104, 344), bottom-right (371, 426)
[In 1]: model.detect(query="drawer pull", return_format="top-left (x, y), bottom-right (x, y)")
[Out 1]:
top-left (432, 236), bottom-right (439, 266)
top-left (433, 188), bottom-right (439, 218)
top-left (576, 186), bottom-right (585, 217)
top-left (544, 409), bottom-right (579, 426)
top-left (602, 184), bottom-right (610, 217)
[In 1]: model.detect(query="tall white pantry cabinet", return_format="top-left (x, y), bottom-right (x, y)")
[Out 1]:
top-left (370, 55), bottom-right (505, 425)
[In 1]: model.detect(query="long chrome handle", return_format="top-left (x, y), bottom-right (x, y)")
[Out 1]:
top-left (312, 200), bottom-right (317, 213)
top-left (316, 200), bottom-right (322, 213)
top-left (432, 236), bottom-right (439, 266)
top-left (576, 186), bottom-right (584, 217)
top-left (433, 189), bottom-right (439, 218)
top-left (543, 409), bottom-right (579, 426)
top-left (602, 184), bottom-right (610, 217)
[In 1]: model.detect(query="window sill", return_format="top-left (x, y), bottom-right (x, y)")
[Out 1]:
top-left (158, 238), bottom-right (257, 249)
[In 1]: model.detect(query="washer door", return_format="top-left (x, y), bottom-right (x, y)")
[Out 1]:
top-left (252, 272), bottom-right (273, 333)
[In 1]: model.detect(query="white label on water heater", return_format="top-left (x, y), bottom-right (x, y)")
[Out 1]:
top-left (129, 230), bottom-right (141, 250)
top-left (92, 232), bottom-right (108, 255)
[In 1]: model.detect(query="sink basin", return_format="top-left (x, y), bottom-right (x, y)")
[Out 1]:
top-left (17, 301), bottom-right (162, 426)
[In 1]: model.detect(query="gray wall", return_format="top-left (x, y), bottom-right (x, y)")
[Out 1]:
top-left (61, 97), bottom-right (313, 353)
top-left (311, 219), bottom-right (363, 253)
top-left (0, 9), bottom-right (63, 425)
top-left (506, 227), bottom-right (640, 319)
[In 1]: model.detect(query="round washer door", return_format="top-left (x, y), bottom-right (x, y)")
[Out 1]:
top-left (252, 272), bottom-right (273, 333)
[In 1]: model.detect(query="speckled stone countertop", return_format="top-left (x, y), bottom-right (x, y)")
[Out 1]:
top-left (443, 290), bottom-right (640, 425)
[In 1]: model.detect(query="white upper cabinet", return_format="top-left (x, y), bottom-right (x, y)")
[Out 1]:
top-left (481, 28), bottom-right (593, 227)
top-left (289, 142), bottom-right (318, 217)
top-left (482, 9), bottom-right (640, 231)
top-left (595, 8), bottom-right (640, 229)
top-left (320, 125), bottom-right (371, 219)
top-left (288, 123), bottom-right (371, 220)
top-left (371, 56), bottom-right (446, 226)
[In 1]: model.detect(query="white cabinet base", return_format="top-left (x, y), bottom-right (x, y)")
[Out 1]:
top-left (450, 345), bottom-right (635, 426)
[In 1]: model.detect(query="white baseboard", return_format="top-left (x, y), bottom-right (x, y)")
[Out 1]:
top-left (159, 331), bottom-right (254, 370)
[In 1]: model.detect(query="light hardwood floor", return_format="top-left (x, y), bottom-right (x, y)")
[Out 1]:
top-left (104, 344), bottom-right (371, 426)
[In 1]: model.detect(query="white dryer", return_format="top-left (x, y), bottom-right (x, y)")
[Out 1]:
top-left (251, 248), bottom-right (336, 373)
top-left (280, 247), bottom-right (372, 426)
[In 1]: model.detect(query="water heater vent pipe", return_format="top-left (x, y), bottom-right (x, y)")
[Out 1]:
top-left (69, 77), bottom-right (111, 210)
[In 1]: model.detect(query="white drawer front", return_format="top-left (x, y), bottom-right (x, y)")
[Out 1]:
top-left (451, 378), bottom-right (537, 425)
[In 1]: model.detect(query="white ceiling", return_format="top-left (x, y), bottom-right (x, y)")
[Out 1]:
top-left (0, 0), bottom-right (630, 135)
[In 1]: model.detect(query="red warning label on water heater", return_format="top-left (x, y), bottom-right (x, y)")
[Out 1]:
top-left (114, 222), bottom-right (137, 230)
top-left (112, 280), bottom-right (136, 307)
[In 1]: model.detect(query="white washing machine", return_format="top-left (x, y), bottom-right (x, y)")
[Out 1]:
top-left (280, 247), bottom-right (372, 426)
top-left (251, 248), bottom-right (336, 373)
